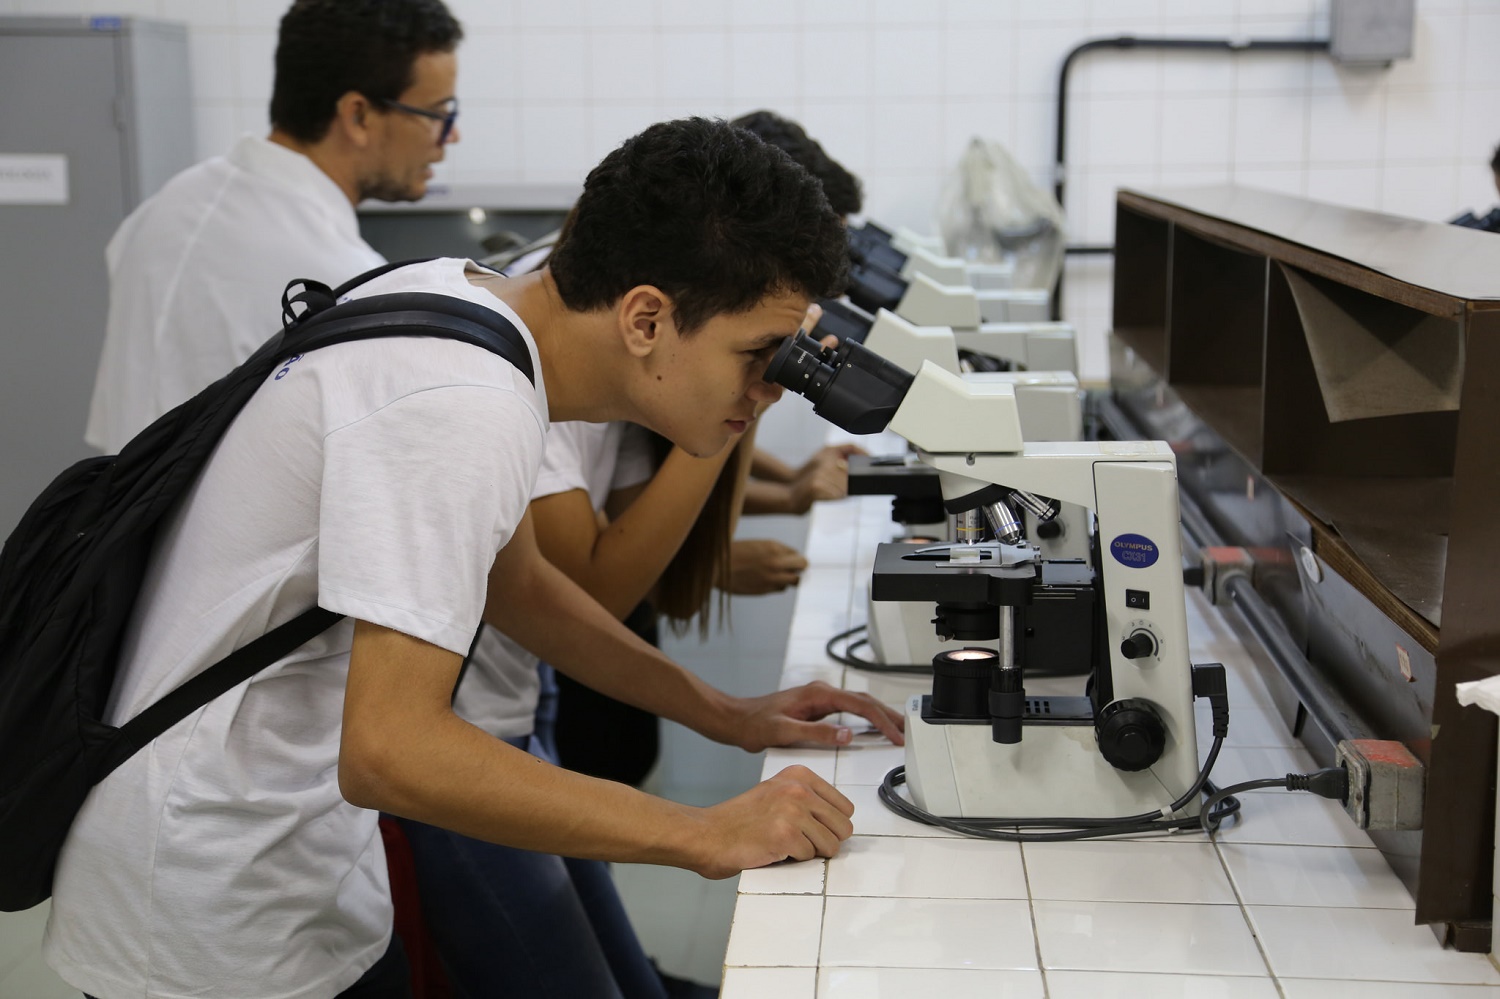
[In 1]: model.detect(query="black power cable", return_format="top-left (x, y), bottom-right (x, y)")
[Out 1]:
top-left (880, 757), bottom-right (1349, 843)
top-left (871, 656), bottom-right (1351, 842)
top-left (1199, 768), bottom-right (1350, 836)
top-left (824, 622), bottom-right (931, 675)
top-left (877, 737), bottom-right (1233, 842)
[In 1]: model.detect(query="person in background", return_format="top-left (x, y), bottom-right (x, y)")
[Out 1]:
top-left (84, 0), bottom-right (460, 453)
top-left (1450, 143), bottom-right (1500, 233)
top-left (730, 109), bottom-right (864, 219)
top-left (80, 3), bottom-right (467, 989)
top-left (46, 116), bottom-right (903, 999)
top-left (727, 109), bottom-right (868, 576)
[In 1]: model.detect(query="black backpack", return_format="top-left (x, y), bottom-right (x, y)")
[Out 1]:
top-left (0, 261), bottom-right (535, 912)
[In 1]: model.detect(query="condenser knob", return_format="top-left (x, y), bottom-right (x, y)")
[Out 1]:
top-left (1095, 698), bottom-right (1166, 772)
top-left (1120, 630), bottom-right (1156, 660)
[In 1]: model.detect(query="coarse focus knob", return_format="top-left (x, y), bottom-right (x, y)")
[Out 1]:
top-left (1120, 630), bottom-right (1156, 660)
top-left (1095, 698), bottom-right (1167, 772)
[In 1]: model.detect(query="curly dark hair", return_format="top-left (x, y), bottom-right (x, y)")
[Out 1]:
top-left (548, 118), bottom-right (850, 334)
top-left (270, 0), bottom-right (463, 144)
top-left (1492, 143), bottom-right (1500, 174)
top-left (731, 109), bottom-right (864, 217)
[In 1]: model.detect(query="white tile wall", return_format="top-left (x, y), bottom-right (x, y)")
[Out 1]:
top-left (6, 3), bottom-right (1492, 992)
top-left (1, 0), bottom-right (1490, 230)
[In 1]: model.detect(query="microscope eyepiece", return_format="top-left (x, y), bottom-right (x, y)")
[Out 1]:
top-left (764, 330), bottom-right (916, 436)
top-left (764, 331), bottom-right (836, 402)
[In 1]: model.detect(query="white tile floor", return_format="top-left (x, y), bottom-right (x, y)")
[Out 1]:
top-left (720, 489), bottom-right (1500, 998)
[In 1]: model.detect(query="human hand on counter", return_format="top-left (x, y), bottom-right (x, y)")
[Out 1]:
top-left (720, 679), bottom-right (905, 753)
top-left (786, 444), bottom-right (867, 513)
top-left (724, 538), bottom-right (808, 594)
top-left (683, 765), bottom-right (854, 879)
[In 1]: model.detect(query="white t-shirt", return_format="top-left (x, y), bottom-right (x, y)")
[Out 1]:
top-left (454, 420), bottom-right (653, 738)
top-left (45, 259), bottom-right (548, 999)
top-left (86, 134), bottom-right (386, 454)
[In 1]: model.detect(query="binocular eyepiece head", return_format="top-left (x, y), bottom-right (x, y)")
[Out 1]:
top-left (764, 330), bottom-right (915, 436)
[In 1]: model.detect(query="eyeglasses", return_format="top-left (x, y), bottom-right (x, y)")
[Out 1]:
top-left (375, 97), bottom-right (459, 146)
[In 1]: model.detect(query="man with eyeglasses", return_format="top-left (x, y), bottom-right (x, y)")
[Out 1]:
top-left (84, 0), bottom-right (462, 454)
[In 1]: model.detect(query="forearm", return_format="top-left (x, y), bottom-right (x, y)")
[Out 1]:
top-left (343, 619), bottom-right (872, 879)
top-left (577, 445), bottom-right (729, 618)
top-left (339, 625), bottom-right (712, 869)
top-left (749, 446), bottom-right (797, 484)
top-left (351, 708), bottom-right (708, 867)
top-left (485, 540), bottom-right (740, 745)
top-left (741, 477), bottom-right (798, 515)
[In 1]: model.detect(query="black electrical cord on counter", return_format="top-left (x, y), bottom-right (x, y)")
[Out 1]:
top-left (1198, 768), bottom-right (1350, 836)
top-left (824, 622), bottom-right (932, 675)
top-left (878, 754), bottom-right (1351, 843)
top-left (877, 736), bottom-right (1234, 842)
top-left (874, 660), bottom-right (1351, 842)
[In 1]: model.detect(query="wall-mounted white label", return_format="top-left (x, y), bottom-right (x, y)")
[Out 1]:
top-left (0, 154), bottom-right (69, 205)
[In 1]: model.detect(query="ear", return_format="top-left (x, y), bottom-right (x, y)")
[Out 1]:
top-left (616, 285), bottom-right (675, 359)
top-left (331, 90), bottom-right (377, 149)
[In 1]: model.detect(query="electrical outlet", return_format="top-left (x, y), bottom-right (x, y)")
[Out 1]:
top-left (1336, 739), bottom-right (1424, 830)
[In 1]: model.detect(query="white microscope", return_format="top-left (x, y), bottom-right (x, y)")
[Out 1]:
top-left (832, 305), bottom-right (1093, 672)
top-left (765, 331), bottom-right (1208, 821)
top-left (850, 220), bottom-right (1017, 291)
top-left (847, 223), bottom-right (1052, 326)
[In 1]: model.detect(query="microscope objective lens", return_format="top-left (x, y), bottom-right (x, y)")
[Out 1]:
top-left (952, 508), bottom-right (985, 545)
top-left (981, 500), bottom-right (1024, 544)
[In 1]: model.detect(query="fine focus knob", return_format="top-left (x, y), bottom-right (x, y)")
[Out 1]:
top-left (1095, 698), bottom-right (1167, 772)
top-left (1119, 630), bottom-right (1157, 660)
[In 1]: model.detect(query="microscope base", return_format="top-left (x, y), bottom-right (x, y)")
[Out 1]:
top-left (902, 695), bottom-right (1202, 820)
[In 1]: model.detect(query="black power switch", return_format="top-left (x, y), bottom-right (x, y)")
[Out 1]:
top-left (1125, 589), bottom-right (1150, 610)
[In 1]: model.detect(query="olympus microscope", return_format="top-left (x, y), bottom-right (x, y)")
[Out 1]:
top-left (820, 302), bottom-right (1093, 672)
top-left (765, 331), bottom-right (1214, 821)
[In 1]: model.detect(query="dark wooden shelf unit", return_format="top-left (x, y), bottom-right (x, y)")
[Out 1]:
top-left (1112, 185), bottom-right (1500, 944)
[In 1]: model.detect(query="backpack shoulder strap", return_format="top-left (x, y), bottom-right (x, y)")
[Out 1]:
top-left (98, 607), bottom-right (343, 780)
top-left (281, 258), bottom-right (438, 328)
top-left (281, 257), bottom-right (507, 327)
top-left (288, 291), bottom-right (536, 387)
top-left (330, 258), bottom-right (439, 298)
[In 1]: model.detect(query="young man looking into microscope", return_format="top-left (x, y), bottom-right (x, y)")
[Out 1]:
top-left (46, 117), bottom-right (903, 999)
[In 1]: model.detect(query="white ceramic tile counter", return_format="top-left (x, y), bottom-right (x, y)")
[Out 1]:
top-left (723, 488), bottom-right (1500, 998)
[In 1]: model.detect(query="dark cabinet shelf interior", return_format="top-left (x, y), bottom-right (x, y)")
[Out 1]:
top-left (1110, 185), bottom-right (1500, 937)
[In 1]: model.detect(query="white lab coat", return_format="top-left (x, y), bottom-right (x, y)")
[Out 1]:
top-left (84, 135), bottom-right (385, 453)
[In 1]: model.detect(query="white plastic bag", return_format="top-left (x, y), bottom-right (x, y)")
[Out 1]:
top-left (937, 137), bottom-right (1067, 291)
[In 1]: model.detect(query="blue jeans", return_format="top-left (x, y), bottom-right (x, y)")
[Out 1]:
top-left (337, 935), bottom-right (412, 998)
top-left (397, 734), bottom-right (667, 999)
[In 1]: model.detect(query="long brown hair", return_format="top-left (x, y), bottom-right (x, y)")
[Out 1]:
top-left (649, 432), bottom-right (752, 637)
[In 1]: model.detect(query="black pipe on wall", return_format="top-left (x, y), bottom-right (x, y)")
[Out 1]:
top-left (1050, 35), bottom-right (1332, 318)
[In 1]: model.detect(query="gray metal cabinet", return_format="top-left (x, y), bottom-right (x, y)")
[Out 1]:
top-left (0, 16), bottom-right (193, 536)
